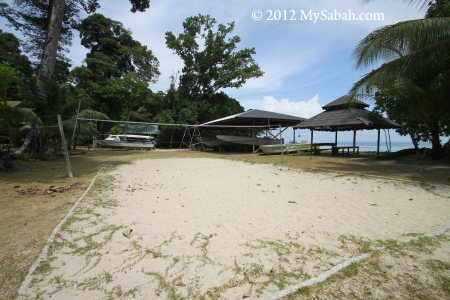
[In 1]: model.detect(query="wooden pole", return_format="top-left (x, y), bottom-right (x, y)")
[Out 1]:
top-left (293, 128), bottom-right (296, 144)
top-left (71, 98), bottom-right (81, 149)
top-left (279, 125), bottom-right (283, 158)
top-left (57, 115), bottom-right (73, 178)
top-left (252, 121), bottom-right (255, 152)
top-left (310, 129), bottom-right (314, 155)
top-left (335, 131), bottom-right (338, 146)
top-left (352, 129), bottom-right (356, 155)
top-left (377, 128), bottom-right (380, 155)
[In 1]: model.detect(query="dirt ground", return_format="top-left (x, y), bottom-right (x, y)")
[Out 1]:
top-left (0, 149), bottom-right (449, 299)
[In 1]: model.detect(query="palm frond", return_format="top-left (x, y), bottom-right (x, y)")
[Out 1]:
top-left (402, 0), bottom-right (431, 9)
top-left (77, 109), bottom-right (109, 120)
top-left (353, 18), bottom-right (450, 69)
top-left (351, 37), bottom-right (450, 96)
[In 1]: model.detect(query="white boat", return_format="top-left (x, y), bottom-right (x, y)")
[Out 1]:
top-left (98, 134), bottom-right (155, 150)
top-left (259, 143), bottom-right (311, 155)
top-left (216, 135), bottom-right (280, 146)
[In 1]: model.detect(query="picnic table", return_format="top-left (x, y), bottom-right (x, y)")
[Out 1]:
top-left (332, 146), bottom-right (360, 156)
top-left (311, 143), bottom-right (336, 154)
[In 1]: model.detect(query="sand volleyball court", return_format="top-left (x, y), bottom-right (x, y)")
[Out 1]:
top-left (20, 158), bottom-right (450, 299)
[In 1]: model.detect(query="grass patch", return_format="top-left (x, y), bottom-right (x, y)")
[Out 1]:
top-left (191, 233), bottom-right (217, 264)
top-left (77, 271), bottom-right (113, 291)
top-left (121, 231), bottom-right (183, 271)
top-left (142, 271), bottom-right (184, 300)
top-left (341, 263), bottom-right (359, 278)
top-left (33, 261), bottom-right (51, 275)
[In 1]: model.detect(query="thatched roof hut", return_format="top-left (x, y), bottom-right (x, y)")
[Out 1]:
top-left (295, 96), bottom-right (398, 131)
top-left (294, 96), bottom-right (399, 155)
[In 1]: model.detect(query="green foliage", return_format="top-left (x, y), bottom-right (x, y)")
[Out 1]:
top-left (426, 0), bottom-right (450, 17)
top-left (3, 0), bottom-right (151, 60)
top-left (78, 14), bottom-right (159, 82)
top-left (109, 125), bottom-right (122, 134)
top-left (0, 30), bottom-right (33, 81)
top-left (67, 109), bottom-right (109, 146)
top-left (0, 64), bottom-right (21, 103)
top-left (374, 75), bottom-right (450, 147)
top-left (5, 0), bottom-right (81, 59)
top-left (0, 30), bottom-right (33, 102)
top-left (71, 14), bottom-right (159, 121)
top-left (165, 14), bottom-right (263, 99)
top-left (351, 2), bottom-right (450, 158)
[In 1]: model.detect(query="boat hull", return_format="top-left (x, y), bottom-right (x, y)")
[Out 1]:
top-left (216, 135), bottom-right (280, 146)
top-left (98, 140), bottom-right (155, 149)
top-left (259, 143), bottom-right (310, 155)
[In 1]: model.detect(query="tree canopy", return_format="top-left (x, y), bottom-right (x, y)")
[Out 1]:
top-left (70, 14), bottom-right (159, 121)
top-left (165, 14), bottom-right (263, 100)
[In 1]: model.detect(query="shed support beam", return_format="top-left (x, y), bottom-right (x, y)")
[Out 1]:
top-left (267, 127), bottom-right (289, 139)
top-left (352, 130), bottom-right (356, 155)
top-left (310, 129), bottom-right (314, 155)
top-left (335, 131), bottom-right (338, 146)
top-left (377, 129), bottom-right (380, 155)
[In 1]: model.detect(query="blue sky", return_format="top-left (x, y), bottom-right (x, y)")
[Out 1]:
top-left (1, 0), bottom-right (426, 144)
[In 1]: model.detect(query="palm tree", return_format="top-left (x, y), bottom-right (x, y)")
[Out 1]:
top-left (16, 76), bottom-right (108, 155)
top-left (351, 4), bottom-right (450, 158)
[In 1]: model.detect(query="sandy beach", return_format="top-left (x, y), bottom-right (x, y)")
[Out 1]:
top-left (20, 158), bottom-right (450, 299)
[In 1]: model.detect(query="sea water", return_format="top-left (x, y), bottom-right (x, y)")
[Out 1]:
top-left (336, 141), bottom-right (433, 152)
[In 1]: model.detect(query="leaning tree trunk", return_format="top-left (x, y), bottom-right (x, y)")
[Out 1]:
top-left (40, 0), bottom-right (65, 78)
top-left (409, 133), bottom-right (420, 159)
top-left (15, 119), bottom-right (44, 156)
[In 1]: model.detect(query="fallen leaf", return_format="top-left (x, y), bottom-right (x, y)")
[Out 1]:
top-left (122, 228), bottom-right (133, 238)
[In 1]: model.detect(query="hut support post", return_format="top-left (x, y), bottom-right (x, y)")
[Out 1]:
top-left (310, 129), bottom-right (314, 155)
top-left (377, 129), bottom-right (380, 155)
top-left (352, 130), bottom-right (356, 155)
top-left (335, 131), bottom-right (338, 146)
top-left (252, 122), bottom-right (255, 152)
top-left (293, 128), bottom-right (296, 144)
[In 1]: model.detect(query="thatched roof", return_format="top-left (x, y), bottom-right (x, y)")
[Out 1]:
top-left (322, 96), bottom-right (368, 110)
top-left (201, 109), bottom-right (305, 127)
top-left (294, 96), bottom-right (399, 131)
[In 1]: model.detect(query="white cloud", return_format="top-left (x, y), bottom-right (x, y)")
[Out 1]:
top-left (242, 94), bottom-right (324, 118)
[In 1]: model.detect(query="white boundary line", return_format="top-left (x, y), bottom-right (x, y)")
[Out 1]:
top-left (17, 173), bottom-right (100, 297)
top-left (269, 221), bottom-right (450, 300)
top-left (270, 253), bottom-right (371, 299)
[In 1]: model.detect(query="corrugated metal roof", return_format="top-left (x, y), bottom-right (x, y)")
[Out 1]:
top-left (201, 109), bottom-right (305, 127)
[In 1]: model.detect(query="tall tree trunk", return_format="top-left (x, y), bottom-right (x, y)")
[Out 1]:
top-left (124, 104), bottom-right (133, 136)
top-left (430, 124), bottom-right (443, 159)
top-left (40, 0), bottom-right (65, 77)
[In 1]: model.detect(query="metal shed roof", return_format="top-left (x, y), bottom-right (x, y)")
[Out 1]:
top-left (201, 109), bottom-right (305, 127)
